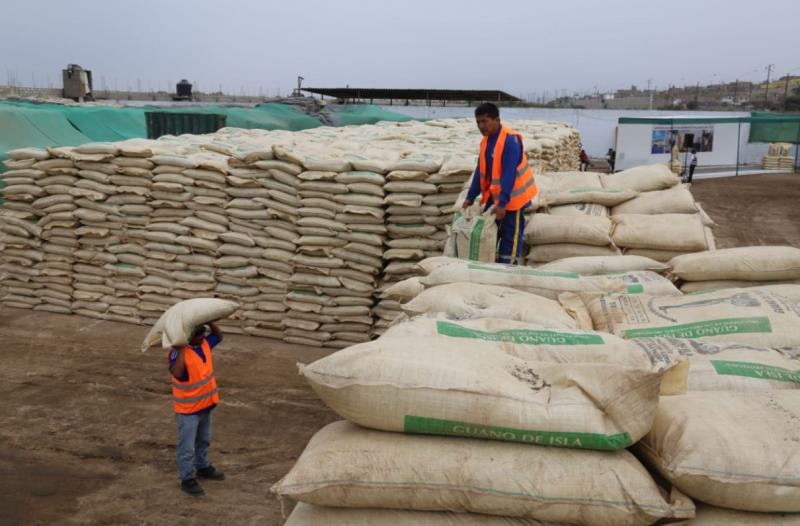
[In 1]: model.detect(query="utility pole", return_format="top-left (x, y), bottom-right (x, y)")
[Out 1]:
top-left (764, 64), bottom-right (774, 108)
top-left (784, 73), bottom-right (791, 111)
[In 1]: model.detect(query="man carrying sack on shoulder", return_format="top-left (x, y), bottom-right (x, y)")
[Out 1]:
top-left (169, 322), bottom-right (226, 496)
top-left (462, 102), bottom-right (538, 264)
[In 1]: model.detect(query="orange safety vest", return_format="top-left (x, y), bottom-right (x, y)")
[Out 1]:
top-left (478, 126), bottom-right (538, 211)
top-left (169, 339), bottom-right (220, 414)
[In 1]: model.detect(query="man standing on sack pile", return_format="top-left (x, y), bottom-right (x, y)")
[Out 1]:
top-left (462, 102), bottom-right (538, 264)
top-left (168, 323), bottom-right (226, 496)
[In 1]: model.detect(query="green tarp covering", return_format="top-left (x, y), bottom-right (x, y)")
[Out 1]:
top-left (748, 112), bottom-right (800, 144)
top-left (0, 100), bottom-right (414, 166)
top-left (0, 100), bottom-right (414, 204)
top-left (325, 105), bottom-right (415, 126)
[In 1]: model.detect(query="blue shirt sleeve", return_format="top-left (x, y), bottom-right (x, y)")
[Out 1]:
top-left (498, 135), bottom-right (523, 207)
top-left (465, 165), bottom-right (482, 203)
top-left (168, 349), bottom-right (189, 382)
top-left (205, 334), bottom-right (221, 349)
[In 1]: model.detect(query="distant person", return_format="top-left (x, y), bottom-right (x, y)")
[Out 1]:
top-left (607, 148), bottom-right (616, 172)
top-left (579, 149), bottom-right (590, 171)
top-left (687, 149), bottom-right (698, 183)
top-left (169, 323), bottom-right (226, 497)
top-left (462, 102), bottom-right (538, 265)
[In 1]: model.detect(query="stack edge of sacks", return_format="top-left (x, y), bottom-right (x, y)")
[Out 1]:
top-left (601, 164), bottom-right (716, 263)
top-left (525, 170), bottom-right (637, 264)
top-left (275, 286), bottom-right (695, 526)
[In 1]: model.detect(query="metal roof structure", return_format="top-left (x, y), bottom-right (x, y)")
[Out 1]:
top-left (302, 87), bottom-right (522, 104)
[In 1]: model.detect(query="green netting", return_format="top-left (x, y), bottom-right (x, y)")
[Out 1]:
top-left (62, 106), bottom-right (147, 141)
top-left (324, 104), bottom-right (415, 126)
top-left (0, 101), bottom-right (416, 190)
top-left (748, 112), bottom-right (800, 144)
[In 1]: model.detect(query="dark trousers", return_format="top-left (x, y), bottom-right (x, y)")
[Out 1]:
top-left (496, 209), bottom-right (526, 265)
top-left (688, 164), bottom-right (696, 182)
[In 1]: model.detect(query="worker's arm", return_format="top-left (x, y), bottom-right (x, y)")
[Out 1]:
top-left (169, 346), bottom-right (187, 380)
top-left (208, 322), bottom-right (223, 344)
top-left (495, 135), bottom-right (523, 217)
top-left (462, 166), bottom-right (482, 207)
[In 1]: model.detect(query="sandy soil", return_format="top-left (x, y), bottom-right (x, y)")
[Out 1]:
top-left (1, 172), bottom-right (799, 525)
top-left (0, 308), bottom-right (337, 525)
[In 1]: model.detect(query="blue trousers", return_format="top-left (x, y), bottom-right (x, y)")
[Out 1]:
top-left (496, 209), bottom-right (526, 264)
top-left (176, 410), bottom-right (212, 481)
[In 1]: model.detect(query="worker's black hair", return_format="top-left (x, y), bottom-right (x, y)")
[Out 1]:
top-left (475, 102), bottom-right (500, 119)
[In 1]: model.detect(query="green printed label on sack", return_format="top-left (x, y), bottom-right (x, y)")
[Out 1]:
top-left (291, 290), bottom-right (324, 297)
top-left (435, 320), bottom-right (605, 346)
top-left (469, 217), bottom-right (486, 261)
top-left (568, 188), bottom-right (624, 194)
top-left (467, 262), bottom-right (580, 279)
top-left (403, 416), bottom-right (633, 450)
top-left (626, 284), bottom-right (645, 294)
top-left (623, 317), bottom-right (773, 339)
top-left (710, 360), bottom-right (800, 384)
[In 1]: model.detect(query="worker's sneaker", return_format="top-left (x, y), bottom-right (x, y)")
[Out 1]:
top-left (180, 478), bottom-right (205, 497)
top-left (196, 465), bottom-right (225, 481)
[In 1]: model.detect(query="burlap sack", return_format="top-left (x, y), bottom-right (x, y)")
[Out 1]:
top-left (141, 297), bottom-right (238, 350)
top-left (419, 257), bottom-right (628, 300)
top-left (637, 391), bottom-right (800, 512)
top-left (630, 336), bottom-right (800, 391)
top-left (452, 209), bottom-right (498, 262)
top-left (602, 164), bottom-right (680, 192)
top-left (525, 214), bottom-right (612, 246)
top-left (612, 185), bottom-right (698, 215)
top-left (284, 503), bottom-right (563, 525)
top-left (669, 246), bottom-right (800, 282)
top-left (536, 255), bottom-right (668, 275)
top-left (611, 214), bottom-right (715, 252)
top-left (301, 328), bottom-right (682, 448)
top-left (273, 421), bottom-right (695, 526)
top-left (565, 287), bottom-right (800, 347)
top-left (402, 282), bottom-right (578, 328)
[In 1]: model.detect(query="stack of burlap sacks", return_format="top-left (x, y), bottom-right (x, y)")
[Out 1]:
top-left (277, 252), bottom-right (800, 524)
top-left (762, 142), bottom-right (795, 170)
top-left (0, 117), bottom-right (580, 344)
top-left (526, 164), bottom-right (717, 265)
top-left (275, 256), bottom-right (693, 525)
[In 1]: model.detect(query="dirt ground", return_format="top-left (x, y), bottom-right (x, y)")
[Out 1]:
top-left (691, 172), bottom-right (800, 247)
top-left (0, 310), bottom-right (338, 525)
top-left (1, 172), bottom-right (799, 525)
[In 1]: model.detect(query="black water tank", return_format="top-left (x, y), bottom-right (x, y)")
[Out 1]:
top-left (176, 79), bottom-right (192, 98)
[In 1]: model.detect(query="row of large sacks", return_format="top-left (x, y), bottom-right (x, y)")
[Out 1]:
top-left (274, 253), bottom-right (800, 525)
top-left (524, 165), bottom-right (716, 264)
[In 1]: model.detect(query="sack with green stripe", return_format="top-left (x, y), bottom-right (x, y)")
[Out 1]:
top-left (568, 287), bottom-right (800, 348)
top-left (284, 503), bottom-right (570, 526)
top-left (299, 328), bottom-right (684, 450)
top-left (400, 282), bottom-right (579, 329)
top-left (272, 421), bottom-right (695, 526)
top-left (630, 337), bottom-right (800, 391)
top-left (673, 503), bottom-right (800, 525)
top-left (418, 257), bottom-right (627, 300)
top-left (636, 391), bottom-right (800, 512)
top-left (451, 208), bottom-right (497, 262)
top-left (381, 317), bottom-right (688, 394)
top-left (608, 270), bottom-right (682, 296)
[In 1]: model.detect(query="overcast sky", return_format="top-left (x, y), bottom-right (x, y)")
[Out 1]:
top-left (3, 0), bottom-right (798, 99)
